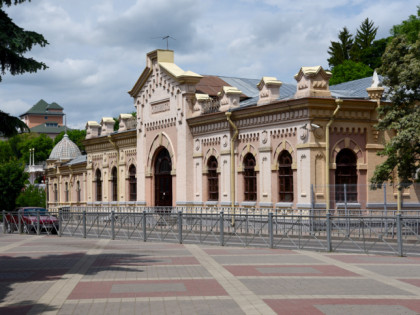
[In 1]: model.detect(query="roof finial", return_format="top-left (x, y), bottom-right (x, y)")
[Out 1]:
top-left (371, 70), bottom-right (381, 88)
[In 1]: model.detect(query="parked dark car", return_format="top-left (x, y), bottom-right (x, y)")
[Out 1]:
top-left (4, 207), bottom-right (59, 234)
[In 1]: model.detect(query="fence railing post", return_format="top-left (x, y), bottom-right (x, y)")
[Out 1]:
top-left (18, 212), bottom-right (22, 234)
top-left (268, 212), bottom-right (273, 249)
top-left (383, 183), bottom-right (387, 216)
top-left (396, 214), bottom-right (403, 257)
top-left (36, 210), bottom-right (40, 235)
top-left (2, 210), bottom-right (6, 234)
top-left (142, 210), bottom-right (147, 242)
top-left (178, 211), bottom-right (183, 244)
top-left (220, 211), bottom-right (224, 246)
top-left (111, 210), bottom-right (115, 240)
top-left (83, 211), bottom-right (87, 238)
top-left (58, 210), bottom-right (62, 237)
top-left (326, 213), bottom-right (332, 252)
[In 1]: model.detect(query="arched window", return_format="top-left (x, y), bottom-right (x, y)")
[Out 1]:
top-left (278, 151), bottom-right (293, 202)
top-left (111, 167), bottom-right (117, 201)
top-left (244, 153), bottom-right (257, 201)
top-left (76, 180), bottom-right (81, 203)
top-left (207, 156), bottom-right (218, 201)
top-left (335, 149), bottom-right (357, 202)
top-left (65, 182), bottom-right (69, 202)
top-left (95, 169), bottom-right (102, 202)
top-left (129, 165), bottom-right (136, 201)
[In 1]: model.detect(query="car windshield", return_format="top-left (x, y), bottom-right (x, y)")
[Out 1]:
top-left (23, 208), bottom-right (48, 215)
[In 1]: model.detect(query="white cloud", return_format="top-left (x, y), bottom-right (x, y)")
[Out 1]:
top-left (1, 0), bottom-right (419, 128)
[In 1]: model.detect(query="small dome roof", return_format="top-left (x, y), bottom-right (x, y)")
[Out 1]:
top-left (49, 134), bottom-right (81, 160)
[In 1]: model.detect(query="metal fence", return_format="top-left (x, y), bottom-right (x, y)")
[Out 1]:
top-left (2, 208), bottom-right (420, 257)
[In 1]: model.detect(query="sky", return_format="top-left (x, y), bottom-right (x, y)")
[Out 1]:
top-left (1, 0), bottom-right (418, 129)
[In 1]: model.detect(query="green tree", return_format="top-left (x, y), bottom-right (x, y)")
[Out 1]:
top-left (0, 110), bottom-right (30, 137)
top-left (16, 184), bottom-right (46, 208)
top-left (327, 27), bottom-right (353, 68)
top-left (391, 6), bottom-right (420, 44)
top-left (329, 60), bottom-right (373, 85)
top-left (54, 129), bottom-right (86, 152)
top-left (17, 133), bottom-right (53, 163)
top-left (0, 159), bottom-right (28, 210)
top-left (350, 18), bottom-right (379, 68)
top-left (7, 133), bottom-right (53, 163)
top-left (0, 0), bottom-right (48, 82)
top-left (0, 140), bottom-right (13, 163)
top-left (371, 32), bottom-right (420, 187)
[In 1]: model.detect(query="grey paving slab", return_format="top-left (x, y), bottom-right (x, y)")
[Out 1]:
top-left (240, 278), bottom-right (412, 296)
top-left (358, 264), bottom-right (420, 277)
top-left (315, 304), bottom-right (418, 315)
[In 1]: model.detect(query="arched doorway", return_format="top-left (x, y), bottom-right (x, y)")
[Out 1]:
top-left (154, 148), bottom-right (172, 206)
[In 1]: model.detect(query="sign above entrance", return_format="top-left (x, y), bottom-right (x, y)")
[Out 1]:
top-left (151, 99), bottom-right (170, 114)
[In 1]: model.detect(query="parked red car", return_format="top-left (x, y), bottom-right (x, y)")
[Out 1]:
top-left (4, 207), bottom-right (59, 234)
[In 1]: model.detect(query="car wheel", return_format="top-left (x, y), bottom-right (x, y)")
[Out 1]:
top-left (6, 223), bottom-right (13, 233)
top-left (23, 224), bottom-right (32, 234)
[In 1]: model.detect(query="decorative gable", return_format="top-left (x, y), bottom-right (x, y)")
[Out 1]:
top-left (218, 86), bottom-right (242, 112)
top-left (118, 114), bottom-right (136, 132)
top-left (294, 66), bottom-right (332, 98)
top-left (257, 77), bottom-right (282, 105)
top-left (85, 121), bottom-right (101, 139)
top-left (100, 117), bottom-right (114, 136)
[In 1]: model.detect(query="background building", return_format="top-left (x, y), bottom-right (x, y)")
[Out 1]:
top-left (20, 99), bottom-right (66, 139)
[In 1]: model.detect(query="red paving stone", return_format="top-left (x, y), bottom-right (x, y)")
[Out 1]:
top-left (68, 279), bottom-right (228, 299)
top-left (224, 264), bottom-right (358, 277)
top-left (204, 248), bottom-right (292, 255)
top-left (264, 299), bottom-right (420, 315)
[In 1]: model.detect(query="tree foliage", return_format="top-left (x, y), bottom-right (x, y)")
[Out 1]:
top-left (391, 6), bottom-right (420, 44)
top-left (54, 129), bottom-right (87, 153)
top-left (329, 60), bottom-right (373, 85)
top-left (0, 0), bottom-right (48, 82)
top-left (371, 32), bottom-right (420, 187)
top-left (0, 110), bottom-right (30, 136)
top-left (7, 133), bottom-right (53, 163)
top-left (16, 184), bottom-right (46, 208)
top-left (328, 18), bottom-right (387, 85)
top-left (0, 159), bottom-right (28, 210)
top-left (327, 27), bottom-right (353, 68)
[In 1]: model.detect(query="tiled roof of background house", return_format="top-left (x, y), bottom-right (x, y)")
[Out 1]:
top-left (20, 99), bottom-right (64, 117)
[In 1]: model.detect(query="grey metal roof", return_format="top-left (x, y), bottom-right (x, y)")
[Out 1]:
top-left (65, 154), bottom-right (87, 166)
top-left (329, 75), bottom-right (388, 100)
top-left (49, 134), bottom-right (82, 161)
top-left (218, 76), bottom-right (260, 97)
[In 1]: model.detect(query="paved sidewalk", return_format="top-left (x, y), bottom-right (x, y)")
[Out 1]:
top-left (1, 234), bottom-right (420, 314)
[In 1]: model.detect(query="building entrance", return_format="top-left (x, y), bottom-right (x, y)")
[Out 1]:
top-left (154, 148), bottom-right (172, 207)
